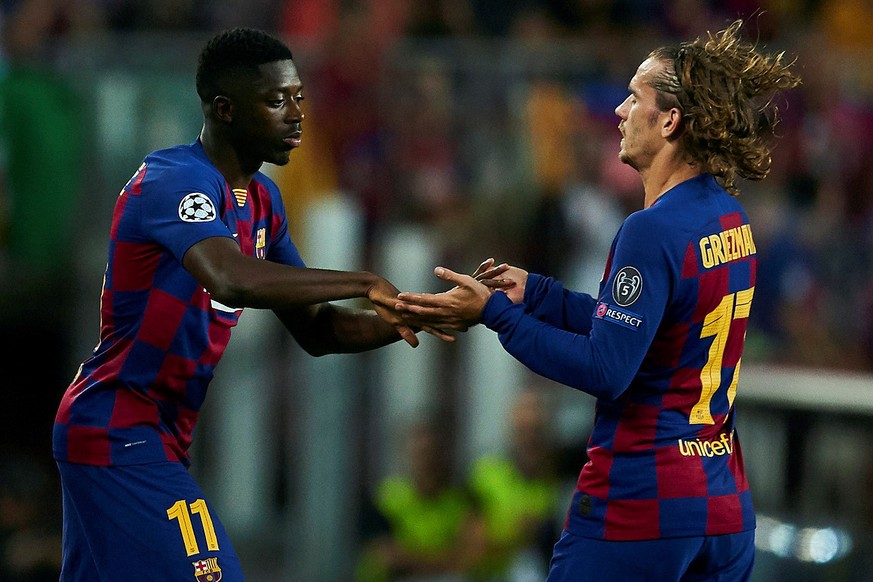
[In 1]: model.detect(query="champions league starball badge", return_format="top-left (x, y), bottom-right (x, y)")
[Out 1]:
top-left (179, 193), bottom-right (218, 222)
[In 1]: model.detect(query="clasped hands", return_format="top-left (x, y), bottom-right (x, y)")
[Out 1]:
top-left (371, 258), bottom-right (528, 347)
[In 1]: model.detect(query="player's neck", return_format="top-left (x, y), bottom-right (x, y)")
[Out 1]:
top-left (198, 127), bottom-right (259, 189)
top-left (639, 157), bottom-right (702, 208)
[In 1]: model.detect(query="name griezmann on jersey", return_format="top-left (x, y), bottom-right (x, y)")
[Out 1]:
top-left (699, 224), bottom-right (756, 269)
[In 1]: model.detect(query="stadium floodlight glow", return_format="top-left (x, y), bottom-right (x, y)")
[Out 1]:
top-left (795, 526), bottom-right (853, 564)
top-left (768, 522), bottom-right (796, 558)
top-left (752, 514), bottom-right (854, 565)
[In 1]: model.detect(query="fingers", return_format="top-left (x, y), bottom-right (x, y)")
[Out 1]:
top-left (396, 291), bottom-right (454, 309)
top-left (395, 301), bottom-right (447, 318)
top-left (396, 325), bottom-right (419, 348)
top-left (480, 278), bottom-right (516, 289)
top-left (421, 325), bottom-right (458, 342)
top-left (433, 266), bottom-right (464, 284)
top-left (474, 263), bottom-right (510, 281)
top-left (471, 258), bottom-right (495, 278)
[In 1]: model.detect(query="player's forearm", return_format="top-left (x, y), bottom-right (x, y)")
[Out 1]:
top-left (184, 237), bottom-right (382, 309)
top-left (231, 263), bottom-right (381, 309)
top-left (209, 259), bottom-right (380, 310)
top-left (292, 303), bottom-right (404, 355)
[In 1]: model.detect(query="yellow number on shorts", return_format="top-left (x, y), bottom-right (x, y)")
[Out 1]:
top-left (167, 499), bottom-right (220, 556)
top-left (689, 287), bottom-right (754, 425)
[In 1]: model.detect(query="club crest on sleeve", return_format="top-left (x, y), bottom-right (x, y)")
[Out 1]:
top-left (193, 557), bottom-right (222, 581)
top-left (179, 193), bottom-right (217, 222)
top-left (613, 266), bottom-right (642, 306)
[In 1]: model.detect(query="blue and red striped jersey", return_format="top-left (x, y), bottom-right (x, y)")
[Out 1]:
top-left (482, 173), bottom-right (756, 540)
top-left (53, 140), bottom-right (305, 467)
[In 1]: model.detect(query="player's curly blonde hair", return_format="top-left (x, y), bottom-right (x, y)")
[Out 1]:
top-left (648, 19), bottom-right (801, 195)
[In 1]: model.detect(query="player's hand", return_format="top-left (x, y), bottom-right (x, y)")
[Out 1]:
top-left (366, 278), bottom-right (420, 347)
top-left (472, 257), bottom-right (512, 289)
top-left (395, 266), bottom-right (490, 330)
top-left (471, 257), bottom-right (527, 304)
top-left (488, 264), bottom-right (527, 304)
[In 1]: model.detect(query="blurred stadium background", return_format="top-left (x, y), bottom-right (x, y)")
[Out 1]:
top-left (2, 0), bottom-right (873, 580)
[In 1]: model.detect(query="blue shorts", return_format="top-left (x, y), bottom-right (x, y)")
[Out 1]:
top-left (57, 460), bottom-right (244, 581)
top-left (546, 528), bottom-right (755, 582)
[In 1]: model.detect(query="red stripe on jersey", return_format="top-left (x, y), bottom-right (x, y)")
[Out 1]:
top-left (645, 322), bottom-right (691, 370)
top-left (112, 241), bottom-right (160, 291)
top-left (612, 404), bottom-right (659, 452)
top-left (151, 353), bottom-right (198, 400)
top-left (108, 165), bottom-right (147, 240)
top-left (162, 433), bottom-right (186, 463)
top-left (109, 388), bottom-right (159, 428)
top-left (99, 288), bottom-right (115, 339)
top-left (173, 407), bottom-right (200, 455)
top-left (604, 498), bottom-right (660, 540)
top-left (682, 241), bottom-right (699, 279)
top-left (692, 267), bottom-right (730, 322)
top-left (139, 289), bottom-right (189, 350)
top-left (251, 181), bottom-right (274, 223)
top-left (719, 212), bottom-right (744, 231)
top-left (578, 446), bottom-right (613, 498)
top-left (55, 384), bottom-right (77, 424)
top-left (728, 440), bottom-right (750, 493)
top-left (109, 191), bottom-right (130, 241)
top-left (65, 426), bottom-right (111, 465)
top-left (190, 285), bottom-right (212, 310)
top-left (705, 494), bottom-right (744, 535)
top-left (655, 445), bottom-right (708, 498)
top-left (661, 366), bottom-right (705, 417)
top-left (90, 339), bottom-right (133, 384)
top-left (723, 318), bottom-right (748, 369)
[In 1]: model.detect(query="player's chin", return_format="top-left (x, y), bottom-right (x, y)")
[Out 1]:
top-left (269, 150), bottom-right (293, 166)
top-left (618, 150), bottom-right (635, 168)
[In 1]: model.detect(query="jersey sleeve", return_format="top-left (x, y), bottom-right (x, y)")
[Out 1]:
top-left (136, 162), bottom-right (235, 262)
top-left (522, 273), bottom-right (597, 335)
top-left (481, 212), bottom-right (672, 400)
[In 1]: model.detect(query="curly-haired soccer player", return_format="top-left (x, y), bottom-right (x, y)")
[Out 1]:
top-left (396, 19), bottom-right (801, 581)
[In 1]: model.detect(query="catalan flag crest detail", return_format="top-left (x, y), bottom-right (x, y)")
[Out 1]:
top-left (193, 557), bottom-right (222, 581)
top-left (232, 188), bottom-right (247, 207)
top-left (256, 227), bottom-right (266, 259)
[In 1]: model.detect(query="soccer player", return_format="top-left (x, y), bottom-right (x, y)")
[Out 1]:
top-left (395, 20), bottom-right (801, 581)
top-left (52, 28), bottom-right (444, 581)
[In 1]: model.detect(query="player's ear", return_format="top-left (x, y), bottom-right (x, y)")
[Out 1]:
top-left (212, 95), bottom-right (234, 123)
top-left (662, 107), bottom-right (683, 138)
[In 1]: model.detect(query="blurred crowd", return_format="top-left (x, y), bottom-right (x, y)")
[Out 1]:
top-left (355, 388), bottom-right (568, 582)
top-left (2, 0), bottom-right (873, 580)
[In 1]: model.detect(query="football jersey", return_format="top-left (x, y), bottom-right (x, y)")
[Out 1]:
top-left (53, 139), bottom-right (305, 467)
top-left (481, 173), bottom-right (756, 540)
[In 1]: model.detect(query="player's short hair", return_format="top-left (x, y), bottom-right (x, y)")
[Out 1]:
top-left (196, 28), bottom-right (293, 103)
top-left (647, 19), bottom-right (801, 195)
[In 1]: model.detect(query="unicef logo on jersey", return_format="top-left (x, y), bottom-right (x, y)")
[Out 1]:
top-left (612, 266), bottom-right (643, 306)
top-left (179, 193), bottom-right (217, 222)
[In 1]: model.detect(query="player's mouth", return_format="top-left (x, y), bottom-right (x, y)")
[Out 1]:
top-left (283, 132), bottom-right (302, 148)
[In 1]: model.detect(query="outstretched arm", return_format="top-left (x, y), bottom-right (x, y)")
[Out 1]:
top-left (183, 236), bottom-right (420, 347)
